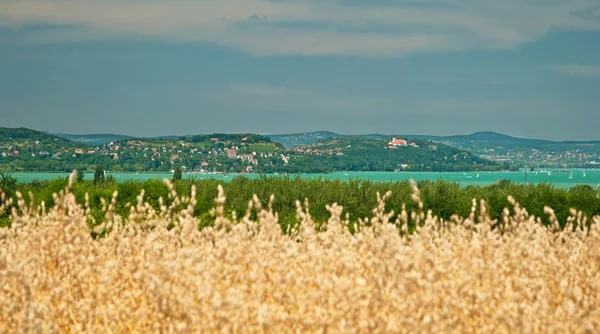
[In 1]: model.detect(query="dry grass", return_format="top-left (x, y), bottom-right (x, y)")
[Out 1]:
top-left (0, 172), bottom-right (599, 333)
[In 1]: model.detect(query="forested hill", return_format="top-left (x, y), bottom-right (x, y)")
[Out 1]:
top-left (292, 137), bottom-right (501, 172)
top-left (50, 133), bottom-right (134, 145)
top-left (267, 131), bottom-right (600, 149)
top-left (0, 127), bottom-right (499, 173)
top-left (0, 128), bottom-right (283, 172)
top-left (267, 131), bottom-right (600, 168)
top-left (267, 131), bottom-right (345, 147)
top-left (1, 127), bottom-right (75, 147)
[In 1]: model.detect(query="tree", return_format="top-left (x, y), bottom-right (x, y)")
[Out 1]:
top-left (76, 169), bottom-right (85, 183)
top-left (94, 165), bottom-right (104, 185)
top-left (0, 172), bottom-right (17, 197)
top-left (172, 166), bottom-right (182, 182)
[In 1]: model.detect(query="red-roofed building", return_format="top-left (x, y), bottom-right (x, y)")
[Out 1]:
top-left (227, 149), bottom-right (238, 158)
top-left (388, 138), bottom-right (407, 147)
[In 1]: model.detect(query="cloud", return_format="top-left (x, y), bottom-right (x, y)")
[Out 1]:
top-left (203, 83), bottom-right (399, 115)
top-left (409, 76), bottom-right (510, 86)
top-left (1, 0), bottom-right (600, 56)
top-left (546, 64), bottom-right (600, 77)
top-left (573, 4), bottom-right (600, 22)
top-left (193, 83), bottom-right (597, 139)
top-left (229, 84), bottom-right (296, 97)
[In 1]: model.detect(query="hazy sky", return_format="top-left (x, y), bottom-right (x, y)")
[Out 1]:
top-left (1, 0), bottom-right (600, 140)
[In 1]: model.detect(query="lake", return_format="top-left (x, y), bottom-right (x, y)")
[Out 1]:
top-left (9, 170), bottom-right (600, 189)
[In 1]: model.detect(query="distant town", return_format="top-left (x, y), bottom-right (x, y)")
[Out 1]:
top-left (1, 128), bottom-right (503, 173)
top-left (2, 128), bottom-right (600, 174)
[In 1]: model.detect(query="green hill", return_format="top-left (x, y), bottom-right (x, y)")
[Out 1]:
top-left (266, 131), bottom-right (345, 147)
top-left (51, 132), bottom-right (134, 145)
top-left (266, 131), bottom-right (600, 168)
top-left (0, 128), bottom-right (286, 173)
top-left (0, 128), bottom-right (515, 173)
top-left (2, 128), bottom-right (77, 146)
top-left (288, 137), bottom-right (500, 172)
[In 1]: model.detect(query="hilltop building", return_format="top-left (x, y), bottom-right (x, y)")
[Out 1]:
top-left (388, 138), bottom-right (407, 148)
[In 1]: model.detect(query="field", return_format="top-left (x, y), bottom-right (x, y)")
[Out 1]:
top-left (0, 173), bottom-right (599, 332)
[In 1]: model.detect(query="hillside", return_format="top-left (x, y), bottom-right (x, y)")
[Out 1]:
top-left (1, 127), bottom-right (76, 146)
top-left (267, 131), bottom-right (600, 168)
top-left (286, 137), bottom-right (501, 172)
top-left (50, 128), bottom-right (600, 168)
top-left (267, 131), bottom-right (345, 147)
top-left (0, 127), bottom-right (82, 157)
top-left (0, 128), bottom-right (284, 173)
top-left (51, 133), bottom-right (134, 145)
top-left (0, 127), bottom-right (501, 173)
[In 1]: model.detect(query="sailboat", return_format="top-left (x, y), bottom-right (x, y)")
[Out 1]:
top-left (582, 170), bottom-right (586, 177)
top-left (569, 171), bottom-right (573, 179)
top-left (476, 173), bottom-right (480, 178)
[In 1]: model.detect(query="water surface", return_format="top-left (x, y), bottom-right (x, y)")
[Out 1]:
top-left (10, 170), bottom-right (600, 189)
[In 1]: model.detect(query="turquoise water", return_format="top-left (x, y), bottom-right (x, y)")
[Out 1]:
top-left (9, 170), bottom-right (600, 189)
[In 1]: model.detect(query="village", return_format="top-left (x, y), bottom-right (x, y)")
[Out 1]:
top-left (2, 129), bottom-right (600, 172)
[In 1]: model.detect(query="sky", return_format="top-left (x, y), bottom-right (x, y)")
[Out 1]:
top-left (1, 0), bottom-right (600, 140)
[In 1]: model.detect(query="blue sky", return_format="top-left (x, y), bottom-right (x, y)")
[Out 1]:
top-left (1, 0), bottom-right (599, 140)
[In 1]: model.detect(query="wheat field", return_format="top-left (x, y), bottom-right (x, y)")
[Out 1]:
top-left (0, 173), bottom-right (599, 333)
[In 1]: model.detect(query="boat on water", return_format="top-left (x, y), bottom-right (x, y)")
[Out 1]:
top-left (548, 171), bottom-right (552, 176)
top-left (569, 171), bottom-right (573, 179)
top-left (583, 171), bottom-right (587, 177)
top-left (476, 173), bottom-right (480, 178)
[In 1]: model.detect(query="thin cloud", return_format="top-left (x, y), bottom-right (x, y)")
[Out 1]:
top-left (547, 65), bottom-right (600, 77)
top-left (203, 83), bottom-right (398, 116)
top-left (573, 4), bottom-right (600, 22)
top-left (230, 84), bottom-right (296, 97)
top-left (409, 76), bottom-right (510, 86)
top-left (0, 0), bottom-right (599, 56)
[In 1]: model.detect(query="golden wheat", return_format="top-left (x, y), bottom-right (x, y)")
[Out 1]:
top-left (0, 172), bottom-right (599, 333)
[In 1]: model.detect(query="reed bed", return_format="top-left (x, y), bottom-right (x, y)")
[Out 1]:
top-left (0, 172), bottom-right (599, 333)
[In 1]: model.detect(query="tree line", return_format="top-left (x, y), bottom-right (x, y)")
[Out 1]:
top-left (2, 171), bottom-right (599, 231)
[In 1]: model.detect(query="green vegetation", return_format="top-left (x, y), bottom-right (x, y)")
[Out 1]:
top-left (267, 131), bottom-right (344, 147)
top-left (267, 131), bottom-right (600, 168)
top-left (76, 169), bottom-right (85, 183)
top-left (291, 137), bottom-right (501, 172)
top-left (0, 127), bottom-right (501, 173)
top-left (52, 133), bottom-right (134, 145)
top-left (172, 166), bottom-right (182, 182)
top-left (94, 165), bottom-right (104, 185)
top-left (5, 128), bottom-right (598, 173)
top-left (2, 174), bottom-right (599, 230)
